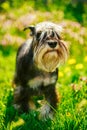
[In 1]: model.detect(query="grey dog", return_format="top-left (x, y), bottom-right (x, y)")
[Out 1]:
top-left (13, 21), bottom-right (68, 118)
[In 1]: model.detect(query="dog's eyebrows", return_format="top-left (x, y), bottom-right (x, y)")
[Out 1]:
top-left (55, 32), bottom-right (61, 39)
top-left (42, 31), bottom-right (47, 39)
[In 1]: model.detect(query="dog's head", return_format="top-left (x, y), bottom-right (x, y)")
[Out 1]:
top-left (24, 22), bottom-right (68, 72)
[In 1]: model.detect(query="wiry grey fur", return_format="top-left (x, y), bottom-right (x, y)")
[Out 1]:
top-left (13, 21), bottom-right (68, 118)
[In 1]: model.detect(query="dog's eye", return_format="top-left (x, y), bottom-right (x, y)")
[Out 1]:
top-left (36, 32), bottom-right (41, 39)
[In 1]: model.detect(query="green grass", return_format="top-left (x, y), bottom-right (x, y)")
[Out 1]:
top-left (0, 45), bottom-right (87, 130)
top-left (0, 1), bottom-right (87, 130)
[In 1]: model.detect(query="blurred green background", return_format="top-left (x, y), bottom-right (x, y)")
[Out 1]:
top-left (0, 0), bottom-right (87, 130)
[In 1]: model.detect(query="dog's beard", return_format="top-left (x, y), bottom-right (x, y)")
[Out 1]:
top-left (33, 41), bottom-right (68, 72)
top-left (34, 48), bottom-right (59, 72)
top-left (42, 49), bottom-right (59, 72)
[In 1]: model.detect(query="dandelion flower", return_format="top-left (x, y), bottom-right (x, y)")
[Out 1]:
top-left (65, 67), bottom-right (71, 72)
top-left (68, 58), bottom-right (76, 65)
top-left (84, 56), bottom-right (87, 62)
top-left (66, 112), bottom-right (71, 117)
top-left (59, 71), bottom-right (64, 77)
top-left (75, 63), bottom-right (83, 69)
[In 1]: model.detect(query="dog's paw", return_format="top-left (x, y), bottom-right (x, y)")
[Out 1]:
top-left (13, 103), bottom-right (21, 110)
top-left (39, 104), bottom-right (54, 119)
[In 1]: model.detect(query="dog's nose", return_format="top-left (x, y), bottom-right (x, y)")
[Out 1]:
top-left (48, 41), bottom-right (57, 48)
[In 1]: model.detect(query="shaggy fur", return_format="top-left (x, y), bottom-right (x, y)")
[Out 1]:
top-left (13, 22), bottom-right (68, 118)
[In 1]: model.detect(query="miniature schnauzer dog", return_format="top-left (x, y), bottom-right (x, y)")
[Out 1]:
top-left (13, 21), bottom-right (68, 118)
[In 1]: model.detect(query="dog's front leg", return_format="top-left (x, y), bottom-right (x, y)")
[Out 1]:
top-left (45, 85), bottom-right (59, 116)
top-left (14, 85), bottom-right (30, 112)
top-left (39, 85), bottom-right (59, 119)
top-left (46, 85), bottom-right (58, 106)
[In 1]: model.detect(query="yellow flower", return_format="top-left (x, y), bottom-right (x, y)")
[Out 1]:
top-left (59, 71), bottom-right (64, 77)
top-left (75, 63), bottom-right (83, 69)
top-left (66, 112), bottom-right (71, 117)
top-left (68, 58), bottom-right (76, 65)
top-left (11, 118), bottom-right (25, 128)
top-left (64, 67), bottom-right (71, 73)
top-left (84, 56), bottom-right (87, 62)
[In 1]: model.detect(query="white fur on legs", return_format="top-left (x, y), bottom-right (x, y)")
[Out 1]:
top-left (39, 103), bottom-right (54, 119)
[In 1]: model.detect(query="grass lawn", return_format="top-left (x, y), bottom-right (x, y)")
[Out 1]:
top-left (0, 1), bottom-right (87, 130)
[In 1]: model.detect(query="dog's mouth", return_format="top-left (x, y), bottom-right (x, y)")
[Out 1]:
top-left (42, 49), bottom-right (58, 59)
top-left (43, 49), bottom-right (58, 55)
top-left (41, 49), bottom-right (59, 72)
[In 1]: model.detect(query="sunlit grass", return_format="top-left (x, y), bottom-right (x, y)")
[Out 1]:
top-left (0, 41), bottom-right (87, 130)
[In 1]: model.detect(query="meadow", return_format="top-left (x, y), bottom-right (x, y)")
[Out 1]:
top-left (0, 1), bottom-right (87, 130)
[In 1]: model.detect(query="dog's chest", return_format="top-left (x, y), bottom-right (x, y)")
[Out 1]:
top-left (27, 72), bottom-right (57, 89)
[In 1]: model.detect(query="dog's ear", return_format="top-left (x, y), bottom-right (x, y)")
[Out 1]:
top-left (23, 25), bottom-right (35, 36)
